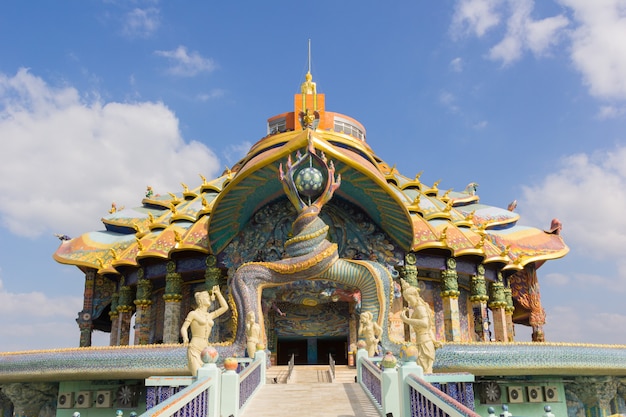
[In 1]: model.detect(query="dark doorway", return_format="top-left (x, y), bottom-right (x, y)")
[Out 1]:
top-left (318, 336), bottom-right (347, 365)
top-left (277, 336), bottom-right (347, 365)
top-left (277, 338), bottom-right (308, 365)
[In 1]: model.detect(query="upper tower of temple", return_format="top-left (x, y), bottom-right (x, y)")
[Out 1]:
top-left (266, 69), bottom-right (366, 141)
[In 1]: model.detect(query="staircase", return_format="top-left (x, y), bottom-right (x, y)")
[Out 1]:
top-left (242, 365), bottom-right (378, 417)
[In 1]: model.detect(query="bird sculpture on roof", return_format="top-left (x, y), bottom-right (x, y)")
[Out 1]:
top-left (464, 182), bottom-right (479, 195)
top-left (546, 218), bottom-right (562, 235)
top-left (507, 200), bottom-right (518, 211)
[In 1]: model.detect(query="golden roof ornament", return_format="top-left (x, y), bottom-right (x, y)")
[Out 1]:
top-left (135, 236), bottom-right (144, 251)
top-left (201, 195), bottom-right (208, 209)
top-left (199, 174), bottom-right (208, 185)
top-left (439, 226), bottom-right (448, 242)
top-left (181, 182), bottom-right (189, 193)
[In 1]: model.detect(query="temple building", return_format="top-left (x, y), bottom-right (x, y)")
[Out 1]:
top-left (1, 67), bottom-right (626, 417)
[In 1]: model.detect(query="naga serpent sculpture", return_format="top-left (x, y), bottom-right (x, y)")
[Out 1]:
top-left (229, 132), bottom-right (397, 355)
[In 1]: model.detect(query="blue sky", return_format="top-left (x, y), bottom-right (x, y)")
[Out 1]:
top-left (1, 0), bottom-right (626, 351)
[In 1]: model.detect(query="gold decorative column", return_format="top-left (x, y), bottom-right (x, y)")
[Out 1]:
top-left (489, 272), bottom-right (508, 342)
top-left (205, 255), bottom-right (221, 290)
top-left (205, 255), bottom-right (223, 342)
top-left (163, 261), bottom-right (183, 344)
top-left (440, 258), bottom-right (461, 342)
top-left (117, 279), bottom-right (135, 346)
top-left (470, 265), bottom-right (490, 342)
top-left (504, 280), bottom-right (515, 342)
top-left (78, 269), bottom-right (96, 347)
top-left (134, 268), bottom-right (153, 345)
top-left (108, 290), bottom-right (120, 346)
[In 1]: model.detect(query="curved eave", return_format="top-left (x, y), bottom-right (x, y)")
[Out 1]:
top-left (53, 232), bottom-right (136, 273)
top-left (456, 203), bottom-right (521, 229)
top-left (209, 129), bottom-right (415, 254)
top-left (430, 220), bottom-right (484, 258)
top-left (170, 215), bottom-right (210, 254)
top-left (136, 223), bottom-right (192, 260)
top-left (488, 226), bottom-right (569, 270)
top-left (435, 342), bottom-right (626, 376)
top-left (409, 214), bottom-right (448, 252)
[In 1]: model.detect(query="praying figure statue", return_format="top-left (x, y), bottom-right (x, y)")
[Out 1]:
top-left (399, 278), bottom-right (437, 373)
top-left (180, 285), bottom-right (229, 376)
top-left (245, 311), bottom-right (262, 359)
top-left (358, 311), bottom-right (382, 357)
top-left (300, 71), bottom-right (316, 95)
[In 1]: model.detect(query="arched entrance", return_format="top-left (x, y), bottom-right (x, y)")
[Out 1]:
top-left (262, 281), bottom-right (358, 365)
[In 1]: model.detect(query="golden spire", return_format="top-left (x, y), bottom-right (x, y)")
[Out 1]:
top-left (300, 39), bottom-right (318, 111)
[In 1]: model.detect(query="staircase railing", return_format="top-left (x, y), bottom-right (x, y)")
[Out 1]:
top-left (405, 374), bottom-right (481, 417)
top-left (359, 356), bottom-right (383, 412)
top-left (329, 353), bottom-right (336, 381)
top-left (356, 348), bottom-right (478, 417)
top-left (286, 353), bottom-right (296, 382)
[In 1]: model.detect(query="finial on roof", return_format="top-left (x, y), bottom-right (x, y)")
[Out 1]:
top-left (439, 227), bottom-right (448, 242)
top-left (300, 39), bottom-right (317, 95)
top-left (199, 174), bottom-right (207, 185)
top-left (507, 199), bottom-right (517, 211)
top-left (181, 182), bottom-right (189, 193)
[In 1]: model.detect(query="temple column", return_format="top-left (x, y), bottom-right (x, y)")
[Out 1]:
top-left (117, 280), bottom-right (135, 346)
top-left (77, 269), bottom-right (96, 347)
top-left (504, 280), bottom-right (515, 342)
top-left (0, 383), bottom-right (57, 417)
top-left (134, 268), bottom-right (153, 345)
top-left (470, 265), bottom-right (490, 342)
top-left (163, 261), bottom-right (183, 344)
top-left (440, 258), bottom-right (461, 342)
top-left (108, 290), bottom-right (120, 346)
top-left (205, 255), bottom-right (221, 290)
top-left (489, 272), bottom-right (508, 342)
top-left (205, 255), bottom-right (223, 343)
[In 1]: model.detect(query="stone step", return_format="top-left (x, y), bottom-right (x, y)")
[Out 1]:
top-left (241, 382), bottom-right (380, 417)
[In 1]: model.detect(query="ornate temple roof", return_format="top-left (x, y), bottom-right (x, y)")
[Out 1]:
top-left (53, 72), bottom-right (568, 276)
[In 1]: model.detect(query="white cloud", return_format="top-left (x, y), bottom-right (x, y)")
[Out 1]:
top-left (521, 147), bottom-right (626, 258)
top-left (197, 89), bottom-right (225, 102)
top-left (544, 305), bottom-right (626, 344)
top-left (0, 278), bottom-right (84, 352)
top-left (154, 46), bottom-right (217, 77)
top-left (558, 0), bottom-right (626, 100)
top-left (223, 141), bottom-right (253, 166)
top-left (450, 57), bottom-right (464, 72)
top-left (122, 7), bottom-right (160, 38)
top-left (473, 120), bottom-right (488, 129)
top-left (439, 90), bottom-right (459, 112)
top-left (488, 0), bottom-right (568, 65)
top-left (596, 105), bottom-right (626, 119)
top-left (451, 0), bottom-right (503, 38)
top-left (0, 68), bottom-right (221, 238)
